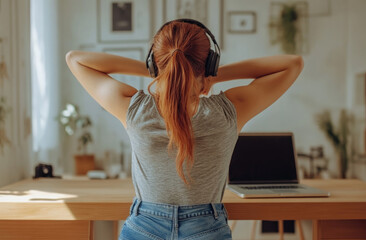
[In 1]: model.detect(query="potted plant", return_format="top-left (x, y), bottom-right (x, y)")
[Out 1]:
top-left (315, 109), bottom-right (355, 179)
top-left (279, 4), bottom-right (298, 54)
top-left (57, 103), bottom-right (95, 175)
top-left (0, 96), bottom-right (11, 154)
top-left (269, 3), bottom-right (303, 54)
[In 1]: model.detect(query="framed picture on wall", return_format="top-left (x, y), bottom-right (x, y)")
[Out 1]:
top-left (176, 0), bottom-right (208, 26)
top-left (98, 0), bottom-right (152, 43)
top-left (227, 11), bottom-right (256, 33)
top-left (103, 48), bottom-right (145, 90)
top-left (164, 0), bottom-right (223, 49)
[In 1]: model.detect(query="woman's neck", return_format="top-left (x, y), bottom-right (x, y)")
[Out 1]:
top-left (154, 91), bottom-right (200, 117)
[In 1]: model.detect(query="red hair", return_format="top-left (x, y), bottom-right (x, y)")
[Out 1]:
top-left (148, 21), bottom-right (210, 184)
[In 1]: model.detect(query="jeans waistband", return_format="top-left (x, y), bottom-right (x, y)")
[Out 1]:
top-left (129, 197), bottom-right (228, 220)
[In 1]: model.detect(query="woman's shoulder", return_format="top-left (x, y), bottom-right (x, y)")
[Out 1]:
top-left (203, 91), bottom-right (237, 119)
top-left (126, 90), bottom-right (157, 127)
top-left (131, 89), bottom-right (146, 99)
top-left (128, 89), bottom-right (155, 108)
top-left (204, 91), bottom-right (234, 105)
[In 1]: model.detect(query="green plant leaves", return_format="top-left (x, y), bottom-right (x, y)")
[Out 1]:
top-left (314, 109), bottom-right (355, 178)
top-left (57, 103), bottom-right (93, 154)
top-left (315, 110), bottom-right (340, 148)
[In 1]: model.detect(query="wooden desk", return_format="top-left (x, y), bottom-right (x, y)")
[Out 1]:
top-left (0, 178), bottom-right (365, 240)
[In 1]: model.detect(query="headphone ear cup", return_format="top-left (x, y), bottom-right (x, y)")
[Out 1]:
top-left (205, 50), bottom-right (220, 77)
top-left (152, 53), bottom-right (158, 77)
top-left (209, 52), bottom-right (218, 76)
top-left (205, 50), bottom-right (214, 77)
top-left (147, 52), bottom-right (158, 78)
top-left (212, 53), bottom-right (220, 76)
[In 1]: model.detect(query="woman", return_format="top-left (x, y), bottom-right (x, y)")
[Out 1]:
top-left (66, 19), bottom-right (303, 240)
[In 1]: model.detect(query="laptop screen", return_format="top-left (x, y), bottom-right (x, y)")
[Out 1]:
top-left (228, 133), bottom-right (298, 184)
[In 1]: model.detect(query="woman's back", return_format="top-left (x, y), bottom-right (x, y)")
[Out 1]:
top-left (127, 90), bottom-right (238, 205)
top-left (66, 17), bottom-right (303, 240)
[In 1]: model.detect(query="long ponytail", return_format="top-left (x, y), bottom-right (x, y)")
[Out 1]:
top-left (148, 21), bottom-right (210, 184)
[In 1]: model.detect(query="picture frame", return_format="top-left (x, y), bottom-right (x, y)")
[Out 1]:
top-left (97, 0), bottom-right (152, 43)
top-left (103, 48), bottom-right (145, 90)
top-left (164, 0), bottom-right (223, 49)
top-left (176, 0), bottom-right (208, 26)
top-left (227, 11), bottom-right (256, 33)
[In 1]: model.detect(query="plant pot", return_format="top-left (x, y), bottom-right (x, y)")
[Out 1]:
top-left (74, 154), bottom-right (95, 175)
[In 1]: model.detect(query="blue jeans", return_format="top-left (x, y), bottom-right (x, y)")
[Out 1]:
top-left (119, 197), bottom-right (232, 240)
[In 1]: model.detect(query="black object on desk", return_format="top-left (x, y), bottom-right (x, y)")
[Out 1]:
top-left (33, 163), bottom-right (62, 179)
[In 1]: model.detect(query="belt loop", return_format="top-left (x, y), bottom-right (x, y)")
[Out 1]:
top-left (134, 198), bottom-right (142, 216)
top-left (129, 197), bottom-right (137, 215)
top-left (211, 203), bottom-right (218, 220)
top-left (223, 205), bottom-right (229, 219)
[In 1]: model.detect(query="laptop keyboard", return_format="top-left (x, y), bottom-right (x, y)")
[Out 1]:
top-left (240, 185), bottom-right (303, 190)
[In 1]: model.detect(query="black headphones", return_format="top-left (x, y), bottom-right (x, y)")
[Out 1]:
top-left (146, 18), bottom-right (221, 78)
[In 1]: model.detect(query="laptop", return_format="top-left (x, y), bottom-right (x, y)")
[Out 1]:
top-left (227, 132), bottom-right (330, 198)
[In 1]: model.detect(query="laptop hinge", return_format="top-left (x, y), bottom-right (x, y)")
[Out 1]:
top-left (229, 180), bottom-right (299, 185)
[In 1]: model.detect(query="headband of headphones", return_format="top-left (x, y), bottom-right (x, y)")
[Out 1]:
top-left (145, 18), bottom-right (221, 78)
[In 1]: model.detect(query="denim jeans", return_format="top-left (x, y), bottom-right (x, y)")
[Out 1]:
top-left (119, 197), bottom-right (232, 240)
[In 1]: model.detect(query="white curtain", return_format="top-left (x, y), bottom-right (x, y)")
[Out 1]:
top-left (30, 0), bottom-right (61, 166)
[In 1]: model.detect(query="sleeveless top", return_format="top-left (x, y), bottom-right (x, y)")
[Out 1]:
top-left (126, 90), bottom-right (238, 205)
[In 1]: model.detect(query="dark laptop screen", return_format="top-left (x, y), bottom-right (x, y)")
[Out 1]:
top-left (229, 134), bottom-right (298, 184)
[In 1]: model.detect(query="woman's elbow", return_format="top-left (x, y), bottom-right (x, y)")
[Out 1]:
top-left (291, 55), bottom-right (304, 70)
top-left (65, 50), bottom-right (81, 64)
top-left (65, 50), bottom-right (74, 65)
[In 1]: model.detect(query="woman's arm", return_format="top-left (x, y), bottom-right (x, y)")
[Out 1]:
top-left (65, 50), bottom-right (151, 128)
top-left (210, 55), bottom-right (304, 133)
top-left (67, 50), bottom-right (151, 76)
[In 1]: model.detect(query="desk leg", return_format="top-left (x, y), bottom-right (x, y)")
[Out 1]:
top-left (0, 220), bottom-right (93, 240)
top-left (279, 220), bottom-right (284, 240)
top-left (90, 220), bottom-right (94, 240)
top-left (313, 220), bottom-right (366, 240)
top-left (296, 220), bottom-right (305, 240)
top-left (114, 220), bottom-right (119, 240)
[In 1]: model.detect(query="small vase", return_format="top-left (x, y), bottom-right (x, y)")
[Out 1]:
top-left (74, 154), bottom-right (95, 175)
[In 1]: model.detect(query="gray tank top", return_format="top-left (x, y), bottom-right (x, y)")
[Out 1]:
top-left (126, 90), bottom-right (238, 205)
